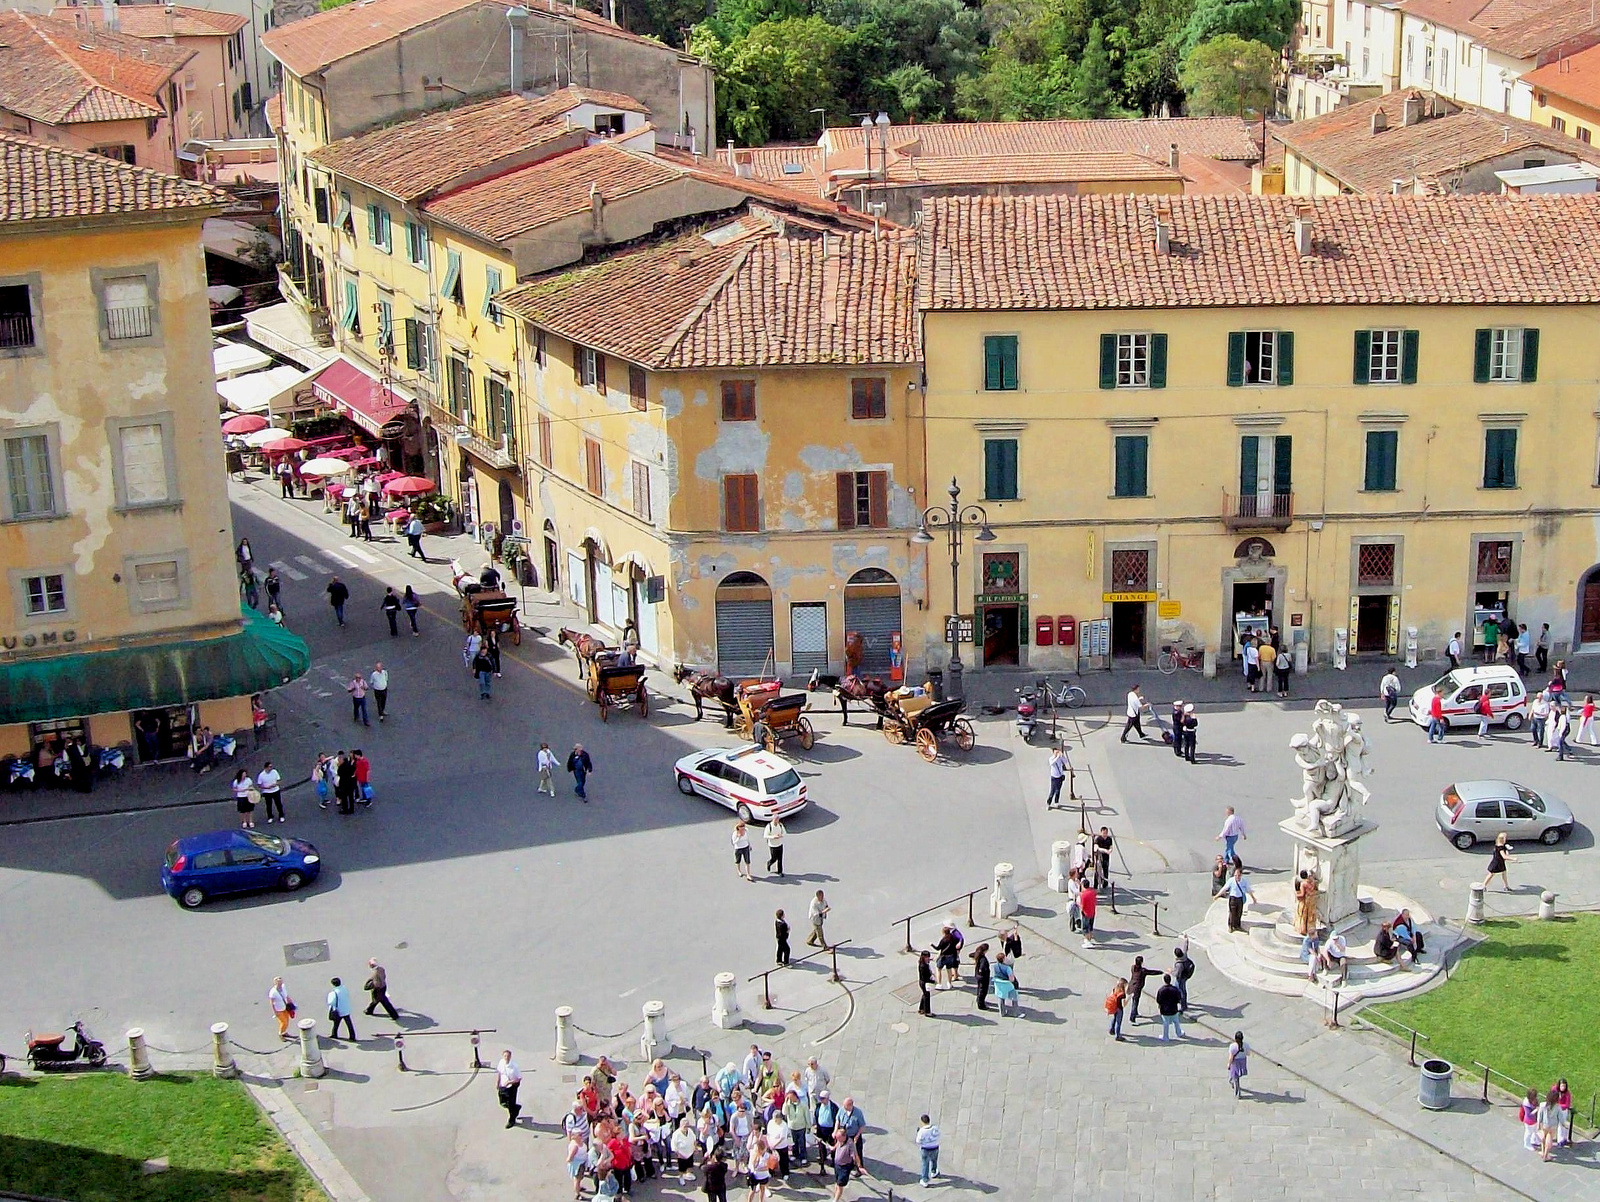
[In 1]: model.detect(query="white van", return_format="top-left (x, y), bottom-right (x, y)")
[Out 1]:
top-left (1408, 665), bottom-right (1529, 730)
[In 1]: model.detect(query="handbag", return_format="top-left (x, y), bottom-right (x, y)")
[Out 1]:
top-left (328, 1007), bottom-right (338, 1022)
top-left (285, 1000), bottom-right (297, 1018)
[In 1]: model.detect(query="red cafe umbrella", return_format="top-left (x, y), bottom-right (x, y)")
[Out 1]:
top-left (222, 414), bottom-right (269, 434)
top-left (261, 435), bottom-right (309, 454)
top-left (382, 475), bottom-right (437, 497)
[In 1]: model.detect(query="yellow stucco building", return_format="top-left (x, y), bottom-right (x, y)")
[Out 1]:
top-left (918, 192), bottom-right (1600, 673)
top-left (499, 212), bottom-right (924, 677)
top-left (0, 134), bottom-right (308, 761)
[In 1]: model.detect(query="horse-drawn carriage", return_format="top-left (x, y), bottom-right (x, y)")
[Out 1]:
top-left (453, 560), bottom-right (521, 645)
top-left (731, 681), bottom-right (815, 752)
top-left (587, 655), bottom-right (648, 720)
top-left (873, 686), bottom-right (975, 762)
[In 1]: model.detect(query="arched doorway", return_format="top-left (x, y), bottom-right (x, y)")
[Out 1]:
top-left (716, 572), bottom-right (774, 676)
top-left (843, 567), bottom-right (901, 673)
top-left (1579, 565), bottom-right (1600, 647)
top-left (543, 520), bottom-right (559, 597)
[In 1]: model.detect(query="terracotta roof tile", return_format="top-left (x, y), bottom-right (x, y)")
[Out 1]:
top-left (1273, 90), bottom-right (1600, 191)
top-left (1397, 0), bottom-right (1600, 56)
top-left (263, 0), bottom-right (664, 78)
top-left (498, 216), bottom-right (920, 368)
top-left (918, 192), bottom-right (1600, 311)
top-left (822, 116), bottom-right (1260, 161)
top-left (1525, 41), bottom-right (1600, 108)
top-left (264, 91), bottom-right (283, 133)
top-left (51, 4), bottom-right (248, 37)
top-left (308, 91), bottom-right (596, 201)
top-left (0, 129), bottom-right (224, 222)
top-left (0, 12), bottom-right (190, 125)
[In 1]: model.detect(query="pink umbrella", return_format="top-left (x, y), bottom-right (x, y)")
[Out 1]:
top-left (222, 414), bottom-right (269, 434)
top-left (382, 475), bottom-right (437, 496)
top-left (261, 435), bottom-right (309, 454)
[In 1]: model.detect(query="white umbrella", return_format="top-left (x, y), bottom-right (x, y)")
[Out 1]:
top-left (300, 457), bottom-right (355, 477)
top-left (243, 426), bottom-right (294, 447)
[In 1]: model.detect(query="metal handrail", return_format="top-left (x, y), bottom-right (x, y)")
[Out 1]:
top-left (747, 939), bottom-right (851, 1009)
top-left (893, 888), bottom-right (983, 954)
top-left (1106, 879), bottom-right (1162, 937)
top-left (371, 1027), bottom-right (499, 1072)
top-left (1354, 1007), bottom-right (1430, 1064)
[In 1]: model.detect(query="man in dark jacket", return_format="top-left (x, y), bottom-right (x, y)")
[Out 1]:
top-left (380, 587), bottom-right (402, 636)
top-left (567, 743), bottom-right (593, 801)
top-left (1128, 954), bottom-right (1157, 1024)
top-left (363, 958), bottom-right (400, 1020)
top-left (1155, 974), bottom-right (1184, 1041)
top-left (326, 577), bottom-right (350, 626)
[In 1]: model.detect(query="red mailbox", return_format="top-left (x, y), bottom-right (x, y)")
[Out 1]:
top-left (1034, 615), bottom-right (1055, 646)
top-left (1057, 615), bottom-right (1077, 646)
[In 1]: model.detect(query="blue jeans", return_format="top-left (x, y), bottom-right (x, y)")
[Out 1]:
top-left (920, 1147), bottom-right (938, 1183)
top-left (351, 696), bottom-right (368, 725)
top-left (1223, 835), bottom-right (1238, 862)
top-left (333, 602), bottom-right (346, 625)
top-left (1532, 718), bottom-right (1545, 746)
top-left (1160, 1013), bottom-right (1183, 1040)
top-left (1427, 717), bottom-right (1445, 742)
top-left (1176, 976), bottom-right (1188, 1010)
top-left (1047, 775), bottom-right (1063, 807)
top-left (572, 768), bottom-right (587, 798)
top-left (477, 670), bottom-right (492, 698)
top-left (1108, 1008), bottom-right (1123, 1037)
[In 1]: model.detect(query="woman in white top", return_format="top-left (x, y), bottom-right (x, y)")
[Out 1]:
top-left (732, 821), bottom-right (753, 882)
top-left (1538, 1088), bottom-right (1562, 1160)
top-left (231, 769), bottom-right (257, 829)
top-left (764, 817), bottom-right (786, 876)
top-left (765, 1111), bottom-right (792, 1176)
top-left (670, 1117), bottom-right (698, 1181)
top-left (746, 1134), bottom-right (774, 1200)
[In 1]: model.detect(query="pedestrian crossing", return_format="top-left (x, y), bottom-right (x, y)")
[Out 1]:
top-left (269, 559), bottom-right (308, 581)
top-left (293, 555), bottom-right (331, 576)
top-left (320, 547), bottom-right (357, 568)
top-left (340, 544), bottom-right (381, 565)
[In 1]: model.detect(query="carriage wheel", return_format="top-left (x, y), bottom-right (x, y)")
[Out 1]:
top-left (798, 717), bottom-right (815, 751)
top-left (882, 723), bottom-right (902, 745)
top-left (753, 722), bottom-right (775, 752)
top-left (598, 691), bottom-right (611, 722)
top-left (916, 728), bottom-right (938, 762)
top-left (637, 685), bottom-right (649, 718)
top-left (953, 718), bottom-right (976, 751)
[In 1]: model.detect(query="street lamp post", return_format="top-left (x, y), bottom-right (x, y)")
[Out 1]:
top-left (913, 477), bottom-right (995, 703)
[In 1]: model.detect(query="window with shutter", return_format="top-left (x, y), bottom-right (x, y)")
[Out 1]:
top-left (404, 318), bottom-right (421, 370)
top-left (867, 470), bottom-right (888, 528)
top-left (576, 346), bottom-right (598, 388)
top-left (850, 377), bottom-right (886, 419)
top-left (594, 352), bottom-right (606, 395)
top-left (1113, 434), bottom-right (1148, 497)
top-left (1239, 435), bottom-right (1259, 496)
top-left (1273, 435), bottom-right (1293, 494)
top-left (1114, 333), bottom-right (1151, 387)
top-left (534, 328), bottom-right (547, 369)
top-left (835, 472), bottom-right (855, 530)
top-left (984, 438), bottom-right (1018, 500)
top-left (585, 439), bottom-right (603, 496)
top-left (1363, 430), bottom-right (1398, 491)
top-left (1520, 328), bottom-right (1539, 382)
top-left (724, 474), bottom-right (760, 531)
top-left (983, 335), bottom-right (1018, 391)
top-left (442, 250), bottom-right (462, 304)
top-left (1363, 329), bottom-right (1404, 383)
top-left (538, 412), bottom-right (553, 467)
top-left (1483, 428), bottom-right (1518, 488)
top-left (629, 365), bottom-right (647, 411)
top-left (631, 461), bottom-right (651, 521)
top-left (721, 380), bottom-right (756, 421)
top-left (482, 267), bottom-right (502, 323)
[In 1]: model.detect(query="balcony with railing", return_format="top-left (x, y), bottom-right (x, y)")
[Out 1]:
top-left (455, 425), bottom-right (519, 472)
top-left (105, 303), bottom-right (154, 341)
top-left (0, 310), bottom-right (35, 350)
top-left (1223, 490), bottom-right (1294, 531)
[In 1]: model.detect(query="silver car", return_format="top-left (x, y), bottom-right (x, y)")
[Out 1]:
top-left (1436, 779), bottom-right (1575, 850)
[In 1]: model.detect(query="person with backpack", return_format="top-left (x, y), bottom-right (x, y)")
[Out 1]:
top-left (1476, 687), bottom-right (1494, 737)
top-left (1105, 977), bottom-right (1127, 1041)
top-left (1174, 944), bottom-right (1196, 1012)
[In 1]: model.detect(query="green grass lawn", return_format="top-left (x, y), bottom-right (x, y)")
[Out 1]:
top-left (0, 1072), bottom-right (324, 1202)
top-left (1371, 914), bottom-right (1599, 1107)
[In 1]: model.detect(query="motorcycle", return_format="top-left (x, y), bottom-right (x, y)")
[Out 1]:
top-left (26, 1021), bottom-right (107, 1070)
top-left (1015, 687), bottom-right (1038, 742)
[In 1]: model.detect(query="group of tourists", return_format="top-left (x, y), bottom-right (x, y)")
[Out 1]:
top-left (558, 1051), bottom-right (869, 1200)
top-left (310, 749), bottom-right (373, 814)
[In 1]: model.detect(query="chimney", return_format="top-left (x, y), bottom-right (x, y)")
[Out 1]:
top-left (506, 6), bottom-right (529, 93)
top-left (1371, 107), bottom-right (1387, 134)
top-left (163, 2), bottom-right (175, 39)
top-left (1402, 94), bottom-right (1423, 126)
top-left (1168, 142), bottom-right (1180, 171)
top-left (589, 182), bottom-right (604, 233)
top-left (99, 0), bottom-right (118, 32)
top-left (1293, 205), bottom-right (1314, 256)
top-left (1391, 177), bottom-right (1405, 194)
top-left (605, 0), bottom-right (616, 22)
top-left (1153, 201), bottom-right (1172, 255)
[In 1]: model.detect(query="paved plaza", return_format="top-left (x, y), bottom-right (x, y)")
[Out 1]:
top-left (2, 476), bottom-right (1597, 1201)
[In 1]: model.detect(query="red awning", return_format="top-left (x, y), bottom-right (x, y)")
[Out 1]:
top-left (312, 357), bottom-right (410, 439)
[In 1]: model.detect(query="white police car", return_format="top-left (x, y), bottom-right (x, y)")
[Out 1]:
top-left (674, 745), bottom-right (808, 822)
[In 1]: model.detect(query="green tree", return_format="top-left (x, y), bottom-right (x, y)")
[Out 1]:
top-left (692, 16), bottom-right (852, 144)
top-left (1181, 0), bottom-right (1298, 54)
top-left (880, 62), bottom-right (945, 120)
top-left (1067, 19), bottom-right (1117, 116)
top-left (1178, 33), bottom-right (1276, 116)
top-left (954, 56), bottom-right (1069, 120)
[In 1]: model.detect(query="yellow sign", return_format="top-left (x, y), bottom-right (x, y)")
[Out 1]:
top-left (1103, 591), bottom-right (1158, 604)
top-left (1158, 600), bottom-right (1182, 619)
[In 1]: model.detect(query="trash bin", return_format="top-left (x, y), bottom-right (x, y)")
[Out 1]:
top-left (1419, 1059), bottom-right (1453, 1110)
top-left (927, 669), bottom-right (944, 703)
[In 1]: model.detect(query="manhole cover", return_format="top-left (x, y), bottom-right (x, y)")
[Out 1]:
top-left (285, 940), bottom-right (330, 966)
top-left (890, 1022), bottom-right (910, 1034)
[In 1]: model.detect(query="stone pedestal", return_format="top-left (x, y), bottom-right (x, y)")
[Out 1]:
top-left (296, 1017), bottom-right (325, 1078)
top-left (1279, 818), bottom-right (1375, 929)
top-left (210, 1022), bottom-right (238, 1079)
top-left (640, 1000), bottom-right (667, 1061)
top-left (1047, 841), bottom-right (1072, 892)
top-left (554, 1006), bottom-right (579, 1065)
top-left (127, 1028), bottom-right (153, 1080)
top-left (1467, 884), bottom-right (1485, 925)
top-left (990, 862), bottom-right (1018, 919)
top-left (711, 973), bottom-right (744, 1029)
top-left (1539, 891), bottom-right (1558, 921)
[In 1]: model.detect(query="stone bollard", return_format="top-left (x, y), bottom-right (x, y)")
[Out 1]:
top-left (1466, 883), bottom-right (1485, 925)
top-left (210, 1022), bottom-right (238, 1079)
top-left (640, 1000), bottom-right (668, 1061)
top-left (1539, 891), bottom-right (1558, 921)
top-left (554, 1006), bottom-right (579, 1065)
top-left (296, 1017), bottom-right (325, 1079)
top-left (712, 972), bottom-right (744, 1029)
top-left (1202, 646), bottom-right (1217, 679)
top-left (990, 862), bottom-right (1018, 919)
top-left (127, 1028), bottom-right (153, 1080)
top-left (1047, 840), bottom-right (1073, 892)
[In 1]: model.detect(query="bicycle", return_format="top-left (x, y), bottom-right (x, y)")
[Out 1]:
top-left (1035, 676), bottom-right (1087, 710)
top-left (1157, 645), bottom-right (1204, 675)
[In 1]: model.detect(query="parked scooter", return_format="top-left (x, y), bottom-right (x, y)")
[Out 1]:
top-left (1015, 687), bottom-right (1038, 742)
top-left (26, 1021), bottom-right (107, 1071)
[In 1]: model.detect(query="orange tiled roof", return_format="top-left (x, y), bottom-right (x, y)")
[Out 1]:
top-left (51, 4), bottom-right (248, 37)
top-left (655, 146), bottom-right (881, 226)
top-left (263, 0), bottom-right (664, 78)
top-left (264, 92), bottom-right (283, 133)
top-left (308, 91), bottom-right (598, 201)
top-left (1274, 90), bottom-right (1600, 191)
top-left (1397, 0), bottom-right (1600, 57)
top-left (918, 192), bottom-right (1600, 311)
top-left (0, 11), bottom-right (191, 125)
top-left (821, 116), bottom-right (1260, 161)
top-left (497, 214), bottom-right (920, 368)
top-left (0, 129), bottom-right (223, 222)
top-left (1525, 42), bottom-right (1600, 109)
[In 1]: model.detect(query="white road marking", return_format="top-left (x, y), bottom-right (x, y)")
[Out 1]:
top-left (321, 548), bottom-right (357, 568)
top-left (294, 555), bottom-right (331, 575)
top-left (270, 559), bottom-right (308, 581)
top-left (342, 544), bottom-right (380, 564)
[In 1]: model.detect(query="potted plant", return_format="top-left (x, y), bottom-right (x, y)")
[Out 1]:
top-left (411, 493), bottom-right (456, 534)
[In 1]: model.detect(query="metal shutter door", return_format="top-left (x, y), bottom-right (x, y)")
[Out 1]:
top-left (790, 603), bottom-right (829, 674)
top-left (716, 600), bottom-right (774, 677)
top-left (844, 593), bottom-right (901, 672)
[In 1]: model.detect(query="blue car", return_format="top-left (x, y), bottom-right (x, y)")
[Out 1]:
top-left (162, 830), bottom-right (321, 909)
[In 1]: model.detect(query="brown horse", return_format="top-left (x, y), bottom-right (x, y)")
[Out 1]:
top-left (834, 673), bottom-right (889, 727)
top-left (673, 664), bottom-right (738, 725)
top-left (558, 627), bottom-right (612, 680)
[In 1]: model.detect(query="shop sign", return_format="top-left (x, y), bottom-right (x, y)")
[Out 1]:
top-left (1081, 618), bottom-right (1111, 657)
top-left (981, 593), bottom-right (1027, 605)
top-left (944, 615), bottom-right (975, 643)
top-left (2, 629), bottom-right (77, 650)
top-left (1157, 600), bottom-right (1182, 619)
top-left (1102, 591), bottom-right (1158, 603)
top-left (1291, 613), bottom-right (1305, 627)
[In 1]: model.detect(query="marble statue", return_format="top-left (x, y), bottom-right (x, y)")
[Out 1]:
top-left (1290, 702), bottom-right (1373, 838)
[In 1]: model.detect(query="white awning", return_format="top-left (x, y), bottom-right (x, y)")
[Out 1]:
top-left (202, 217), bottom-right (281, 265)
top-left (214, 340), bottom-right (272, 380)
top-left (218, 364), bottom-right (316, 414)
top-left (245, 302), bottom-right (337, 372)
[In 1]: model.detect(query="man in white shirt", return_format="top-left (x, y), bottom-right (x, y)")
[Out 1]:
top-left (916, 1115), bottom-right (941, 1185)
top-left (536, 742), bottom-right (558, 796)
top-left (1447, 632), bottom-right (1463, 669)
top-left (807, 889), bottom-right (830, 949)
top-left (268, 976), bottom-right (294, 1040)
top-left (764, 817), bottom-right (786, 876)
top-left (1316, 932), bottom-right (1349, 983)
top-left (1215, 807), bottom-right (1246, 865)
top-left (742, 1044), bottom-right (763, 1090)
top-left (369, 663), bottom-right (390, 722)
top-left (496, 1051), bottom-right (522, 1127)
top-left (1120, 686), bottom-right (1146, 743)
top-left (1380, 669), bottom-right (1402, 722)
top-left (1046, 746), bottom-right (1069, 810)
top-left (1244, 638), bottom-right (1260, 692)
top-left (257, 761), bottom-right (284, 823)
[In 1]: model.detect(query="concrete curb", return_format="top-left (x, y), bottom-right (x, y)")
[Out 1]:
top-left (244, 1078), bottom-right (371, 1202)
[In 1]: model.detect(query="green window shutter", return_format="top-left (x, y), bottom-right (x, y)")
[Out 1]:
top-left (1273, 435), bottom-right (1293, 495)
top-left (366, 204), bottom-right (378, 241)
top-left (1364, 430), bottom-right (1397, 491)
top-left (983, 337), bottom-right (1002, 390)
top-left (1401, 329), bottom-right (1420, 384)
top-left (985, 439), bottom-right (1018, 500)
top-left (1226, 332), bottom-right (1245, 387)
top-left (1353, 330), bottom-right (1371, 384)
top-left (1520, 328), bottom-right (1539, 382)
top-left (442, 250), bottom-right (461, 303)
top-left (1473, 329), bottom-right (1492, 383)
top-left (1099, 334), bottom-right (1116, 389)
top-left (1149, 333), bottom-right (1168, 389)
top-left (1115, 435), bottom-right (1148, 497)
top-left (403, 318), bottom-right (418, 369)
top-left (1485, 428), bottom-right (1518, 488)
top-left (1239, 435), bottom-right (1259, 496)
top-left (1276, 331), bottom-right (1294, 386)
top-left (482, 267), bottom-right (501, 319)
top-left (1001, 336), bottom-right (1018, 390)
